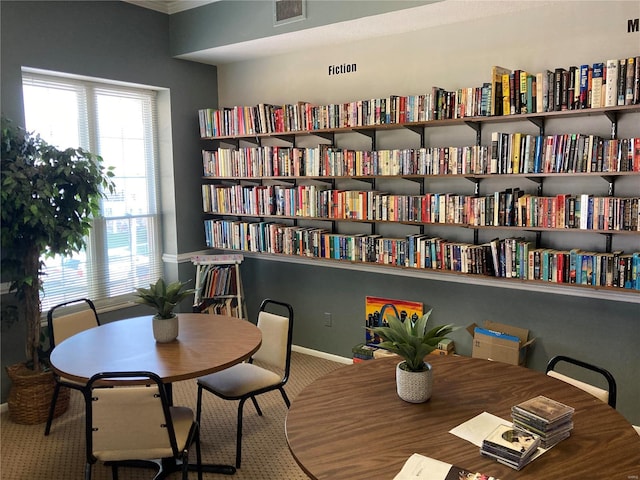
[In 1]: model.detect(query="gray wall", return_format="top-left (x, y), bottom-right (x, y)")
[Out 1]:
top-left (240, 257), bottom-right (640, 424)
top-left (0, 0), bottom-right (217, 403)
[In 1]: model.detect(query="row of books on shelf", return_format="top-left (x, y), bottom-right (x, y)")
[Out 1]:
top-left (198, 56), bottom-right (640, 138)
top-left (492, 56), bottom-right (639, 117)
top-left (197, 297), bottom-right (240, 317)
top-left (195, 264), bottom-right (238, 300)
top-left (202, 183), bottom-right (640, 232)
top-left (203, 219), bottom-right (640, 290)
top-left (202, 134), bottom-right (640, 178)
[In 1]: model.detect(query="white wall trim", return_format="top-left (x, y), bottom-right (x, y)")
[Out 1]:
top-left (292, 345), bottom-right (352, 365)
top-left (162, 249), bottom-right (215, 264)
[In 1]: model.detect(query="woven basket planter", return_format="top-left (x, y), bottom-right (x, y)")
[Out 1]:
top-left (6, 363), bottom-right (70, 425)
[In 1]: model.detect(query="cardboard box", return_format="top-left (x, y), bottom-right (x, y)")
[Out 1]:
top-left (467, 320), bottom-right (535, 366)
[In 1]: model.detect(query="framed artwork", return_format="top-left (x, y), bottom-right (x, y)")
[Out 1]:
top-left (365, 296), bottom-right (423, 346)
top-left (273, 0), bottom-right (306, 26)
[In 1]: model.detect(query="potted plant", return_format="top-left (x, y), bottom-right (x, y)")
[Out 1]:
top-left (1, 117), bottom-right (115, 423)
top-left (133, 277), bottom-right (196, 342)
top-left (367, 306), bottom-right (457, 403)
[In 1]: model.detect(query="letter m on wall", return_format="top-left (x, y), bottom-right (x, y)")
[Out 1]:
top-left (629, 18), bottom-right (639, 33)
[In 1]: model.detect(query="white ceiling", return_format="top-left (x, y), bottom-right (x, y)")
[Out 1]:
top-left (124, 0), bottom-right (216, 15)
top-left (125, 0), bottom-right (553, 65)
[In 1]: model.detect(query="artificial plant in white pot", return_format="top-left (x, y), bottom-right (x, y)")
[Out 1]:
top-left (134, 278), bottom-right (195, 342)
top-left (367, 307), bottom-right (457, 403)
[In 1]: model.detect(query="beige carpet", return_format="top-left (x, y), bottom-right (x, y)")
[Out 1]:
top-left (0, 351), bottom-right (345, 480)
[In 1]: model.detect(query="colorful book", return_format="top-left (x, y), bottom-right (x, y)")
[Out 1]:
top-left (490, 66), bottom-right (512, 116)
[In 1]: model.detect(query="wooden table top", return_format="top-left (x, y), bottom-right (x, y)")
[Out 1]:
top-left (49, 314), bottom-right (262, 384)
top-left (285, 355), bottom-right (640, 480)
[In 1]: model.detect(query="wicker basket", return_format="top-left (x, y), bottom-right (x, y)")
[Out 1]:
top-left (6, 363), bottom-right (70, 425)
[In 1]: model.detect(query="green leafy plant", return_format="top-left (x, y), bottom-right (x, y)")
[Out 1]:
top-left (134, 278), bottom-right (196, 319)
top-left (367, 308), bottom-right (457, 372)
top-left (1, 117), bottom-right (115, 372)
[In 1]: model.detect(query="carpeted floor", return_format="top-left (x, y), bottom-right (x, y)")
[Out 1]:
top-left (0, 351), bottom-right (346, 480)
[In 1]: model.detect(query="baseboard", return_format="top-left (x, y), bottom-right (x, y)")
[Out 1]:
top-left (292, 345), bottom-right (352, 365)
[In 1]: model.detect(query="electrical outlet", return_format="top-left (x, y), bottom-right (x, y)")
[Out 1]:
top-left (323, 312), bottom-right (332, 327)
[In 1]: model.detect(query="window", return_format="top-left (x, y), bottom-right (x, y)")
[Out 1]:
top-left (22, 70), bottom-right (163, 311)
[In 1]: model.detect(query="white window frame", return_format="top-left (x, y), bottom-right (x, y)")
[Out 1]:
top-left (22, 69), bottom-right (164, 311)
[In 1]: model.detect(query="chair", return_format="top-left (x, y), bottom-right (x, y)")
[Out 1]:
top-left (45, 298), bottom-right (100, 435)
top-left (84, 371), bottom-right (202, 480)
top-left (196, 299), bottom-right (294, 469)
top-left (545, 355), bottom-right (617, 408)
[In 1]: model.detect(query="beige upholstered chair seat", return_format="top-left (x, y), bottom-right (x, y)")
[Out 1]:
top-left (198, 362), bottom-right (282, 397)
top-left (546, 370), bottom-right (610, 404)
top-left (545, 355), bottom-right (616, 408)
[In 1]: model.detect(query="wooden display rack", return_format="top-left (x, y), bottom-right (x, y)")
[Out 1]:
top-left (192, 254), bottom-right (247, 319)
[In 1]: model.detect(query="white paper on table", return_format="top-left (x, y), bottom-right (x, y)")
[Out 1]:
top-left (449, 411), bottom-right (506, 446)
top-left (393, 453), bottom-right (453, 480)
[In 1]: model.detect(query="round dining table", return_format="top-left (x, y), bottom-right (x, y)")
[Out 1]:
top-left (49, 313), bottom-right (262, 477)
top-left (49, 313), bottom-right (262, 385)
top-left (286, 354), bottom-right (640, 480)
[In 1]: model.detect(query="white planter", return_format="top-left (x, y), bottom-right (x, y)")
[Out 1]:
top-left (152, 314), bottom-right (179, 343)
top-left (395, 361), bottom-right (433, 403)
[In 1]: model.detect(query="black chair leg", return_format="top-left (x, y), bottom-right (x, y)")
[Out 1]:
top-left (250, 396), bottom-right (263, 416)
top-left (195, 385), bottom-right (203, 424)
top-left (111, 463), bottom-right (118, 480)
top-left (236, 398), bottom-right (247, 469)
top-left (181, 452), bottom-right (189, 480)
top-left (44, 382), bottom-right (61, 436)
top-left (279, 388), bottom-right (291, 408)
top-left (195, 427), bottom-right (203, 480)
top-left (84, 463), bottom-right (92, 480)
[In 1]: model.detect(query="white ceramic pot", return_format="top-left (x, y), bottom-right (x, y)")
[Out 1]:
top-left (395, 361), bottom-right (433, 403)
top-left (152, 314), bottom-right (179, 343)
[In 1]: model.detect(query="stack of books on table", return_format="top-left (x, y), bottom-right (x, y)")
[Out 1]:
top-left (480, 423), bottom-right (541, 470)
top-left (511, 395), bottom-right (575, 448)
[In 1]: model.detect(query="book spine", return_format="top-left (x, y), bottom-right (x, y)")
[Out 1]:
top-left (625, 57), bottom-right (636, 105)
top-left (604, 59), bottom-right (619, 107)
top-left (617, 58), bottom-right (627, 106)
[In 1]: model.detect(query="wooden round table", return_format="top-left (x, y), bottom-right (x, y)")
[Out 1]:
top-left (50, 313), bottom-right (262, 384)
top-left (285, 355), bottom-right (640, 480)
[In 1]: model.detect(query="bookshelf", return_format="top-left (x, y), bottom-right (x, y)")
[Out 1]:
top-left (198, 81), bottom-right (640, 302)
top-left (192, 254), bottom-right (247, 319)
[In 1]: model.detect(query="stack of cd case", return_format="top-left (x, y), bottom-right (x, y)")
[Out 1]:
top-left (511, 395), bottom-right (575, 448)
top-left (480, 424), bottom-right (541, 470)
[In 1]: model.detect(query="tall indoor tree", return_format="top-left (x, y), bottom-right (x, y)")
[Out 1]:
top-left (1, 117), bottom-right (115, 371)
